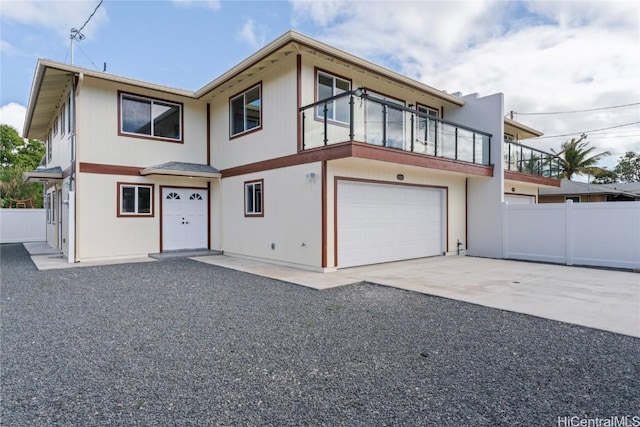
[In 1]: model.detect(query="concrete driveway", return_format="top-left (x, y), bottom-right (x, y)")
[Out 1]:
top-left (194, 255), bottom-right (640, 338)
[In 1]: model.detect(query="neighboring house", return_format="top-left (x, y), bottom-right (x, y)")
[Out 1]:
top-left (539, 180), bottom-right (640, 203)
top-left (23, 30), bottom-right (560, 271)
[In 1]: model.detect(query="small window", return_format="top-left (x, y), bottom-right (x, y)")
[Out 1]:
top-left (67, 94), bottom-right (72, 134)
top-left (60, 104), bottom-right (66, 136)
top-left (504, 133), bottom-right (515, 143)
top-left (166, 192), bottom-right (180, 200)
top-left (316, 71), bottom-right (351, 123)
top-left (189, 193), bottom-right (203, 200)
top-left (565, 196), bottom-right (580, 203)
top-left (118, 183), bottom-right (154, 216)
top-left (120, 93), bottom-right (182, 141)
top-left (230, 84), bottom-right (262, 137)
top-left (53, 116), bottom-right (59, 136)
top-left (244, 180), bottom-right (263, 217)
top-left (47, 132), bottom-right (52, 163)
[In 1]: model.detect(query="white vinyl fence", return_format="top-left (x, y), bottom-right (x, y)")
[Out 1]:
top-left (0, 209), bottom-right (46, 243)
top-left (503, 201), bottom-right (640, 270)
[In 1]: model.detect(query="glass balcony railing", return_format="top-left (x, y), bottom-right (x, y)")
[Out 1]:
top-left (503, 140), bottom-right (561, 179)
top-left (300, 90), bottom-right (492, 166)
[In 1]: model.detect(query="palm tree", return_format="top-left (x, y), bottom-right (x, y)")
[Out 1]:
top-left (550, 135), bottom-right (610, 180)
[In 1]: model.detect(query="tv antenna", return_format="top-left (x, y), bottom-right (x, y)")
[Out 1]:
top-left (69, 0), bottom-right (103, 64)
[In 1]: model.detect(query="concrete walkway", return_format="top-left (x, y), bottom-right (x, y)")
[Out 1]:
top-left (193, 254), bottom-right (640, 338)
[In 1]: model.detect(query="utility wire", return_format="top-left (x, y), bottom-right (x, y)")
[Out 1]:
top-left (510, 102), bottom-right (640, 116)
top-left (77, 0), bottom-right (103, 35)
top-left (533, 121), bottom-right (640, 139)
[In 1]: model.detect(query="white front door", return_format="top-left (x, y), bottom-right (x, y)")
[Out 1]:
top-left (162, 188), bottom-right (208, 251)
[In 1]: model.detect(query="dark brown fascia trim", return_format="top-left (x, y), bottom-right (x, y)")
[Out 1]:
top-left (80, 162), bottom-right (142, 176)
top-left (297, 54), bottom-right (303, 152)
top-left (321, 160), bottom-right (327, 269)
top-left (221, 142), bottom-right (493, 178)
top-left (504, 171), bottom-right (561, 187)
top-left (117, 90), bottom-right (185, 144)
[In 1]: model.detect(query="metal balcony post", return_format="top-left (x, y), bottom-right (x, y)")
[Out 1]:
top-left (323, 102), bottom-right (328, 146)
top-left (349, 94), bottom-right (354, 141)
top-left (454, 127), bottom-right (459, 160)
top-left (508, 142), bottom-right (511, 170)
top-left (434, 121), bottom-right (438, 156)
top-left (472, 133), bottom-right (476, 163)
top-left (410, 112), bottom-right (415, 152)
top-left (382, 105), bottom-right (387, 147)
top-left (302, 111), bottom-right (306, 150)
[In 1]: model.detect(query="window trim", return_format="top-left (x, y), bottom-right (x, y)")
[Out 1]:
top-left (118, 91), bottom-right (184, 143)
top-left (244, 179), bottom-right (264, 217)
top-left (117, 182), bottom-right (155, 217)
top-left (314, 68), bottom-right (352, 125)
top-left (229, 82), bottom-right (263, 139)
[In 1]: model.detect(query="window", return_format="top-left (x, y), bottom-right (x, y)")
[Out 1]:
top-left (417, 104), bottom-right (439, 150)
top-left (366, 91), bottom-right (405, 148)
top-left (53, 115), bottom-right (59, 135)
top-left (316, 71), bottom-right (351, 123)
top-left (46, 131), bottom-right (52, 163)
top-left (244, 180), bottom-right (263, 216)
top-left (230, 84), bottom-right (261, 137)
top-left (504, 133), bottom-right (515, 143)
top-left (120, 92), bottom-right (182, 141)
top-left (118, 183), bottom-right (154, 216)
top-left (67, 94), bottom-right (72, 134)
top-left (60, 104), bottom-right (66, 136)
top-left (46, 193), bottom-right (55, 223)
top-left (565, 196), bottom-right (580, 203)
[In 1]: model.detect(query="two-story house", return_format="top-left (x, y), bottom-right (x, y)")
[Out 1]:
top-left (23, 30), bottom-right (560, 271)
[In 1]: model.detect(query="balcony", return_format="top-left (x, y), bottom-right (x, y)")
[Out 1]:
top-left (300, 90), bottom-right (492, 168)
top-left (504, 140), bottom-right (561, 180)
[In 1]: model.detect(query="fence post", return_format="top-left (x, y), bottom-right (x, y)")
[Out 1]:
top-left (502, 201), bottom-right (509, 259)
top-left (565, 200), bottom-right (573, 266)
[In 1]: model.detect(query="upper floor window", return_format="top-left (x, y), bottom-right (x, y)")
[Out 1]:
top-left (504, 133), bottom-right (515, 143)
top-left (46, 132), bottom-right (52, 163)
top-left (417, 104), bottom-right (439, 145)
top-left (67, 94), bottom-right (72, 134)
top-left (230, 84), bottom-right (261, 137)
top-left (244, 179), bottom-right (263, 217)
top-left (53, 115), bottom-right (59, 135)
top-left (118, 183), bottom-right (154, 217)
top-left (316, 70), bottom-right (351, 123)
top-left (120, 92), bottom-right (182, 141)
top-left (60, 104), bottom-right (66, 136)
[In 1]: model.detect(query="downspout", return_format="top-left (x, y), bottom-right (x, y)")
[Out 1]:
top-left (71, 72), bottom-right (83, 262)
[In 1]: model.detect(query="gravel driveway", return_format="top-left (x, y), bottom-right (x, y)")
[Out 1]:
top-left (1, 243), bottom-right (638, 426)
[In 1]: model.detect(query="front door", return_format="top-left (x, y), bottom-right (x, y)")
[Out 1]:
top-left (162, 187), bottom-right (208, 251)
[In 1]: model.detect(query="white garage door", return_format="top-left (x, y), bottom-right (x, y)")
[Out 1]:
top-left (505, 194), bottom-right (536, 204)
top-left (162, 188), bottom-right (208, 251)
top-left (337, 181), bottom-right (444, 268)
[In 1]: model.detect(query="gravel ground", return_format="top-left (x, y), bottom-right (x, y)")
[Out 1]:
top-left (1, 243), bottom-right (639, 426)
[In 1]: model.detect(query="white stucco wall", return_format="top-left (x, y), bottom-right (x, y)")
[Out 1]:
top-left (221, 163), bottom-right (323, 270)
top-left (446, 93), bottom-right (505, 258)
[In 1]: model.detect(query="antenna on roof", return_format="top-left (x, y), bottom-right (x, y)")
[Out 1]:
top-left (69, 0), bottom-right (103, 65)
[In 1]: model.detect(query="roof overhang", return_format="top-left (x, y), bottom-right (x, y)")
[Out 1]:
top-left (504, 117), bottom-right (544, 140)
top-left (195, 30), bottom-right (465, 108)
top-left (23, 60), bottom-right (195, 140)
top-left (22, 166), bottom-right (63, 183)
top-left (140, 162), bottom-right (221, 179)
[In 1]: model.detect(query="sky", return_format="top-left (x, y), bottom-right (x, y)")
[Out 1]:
top-left (1, 0), bottom-right (638, 172)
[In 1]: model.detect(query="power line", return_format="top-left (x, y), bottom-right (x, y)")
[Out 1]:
top-left (511, 102), bottom-right (640, 116)
top-left (73, 0), bottom-right (104, 38)
top-left (533, 121), bottom-right (640, 139)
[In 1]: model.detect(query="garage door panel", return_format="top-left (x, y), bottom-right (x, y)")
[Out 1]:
top-left (338, 181), bottom-right (444, 268)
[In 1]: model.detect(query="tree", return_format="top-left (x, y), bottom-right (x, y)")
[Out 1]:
top-left (551, 135), bottom-right (610, 180)
top-left (591, 167), bottom-right (618, 184)
top-left (613, 152), bottom-right (640, 182)
top-left (0, 124), bottom-right (46, 208)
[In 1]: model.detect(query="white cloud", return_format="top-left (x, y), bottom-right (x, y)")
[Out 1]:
top-left (238, 19), bottom-right (267, 50)
top-left (0, 0), bottom-right (109, 41)
top-left (291, 0), bottom-right (640, 169)
top-left (0, 103), bottom-right (27, 137)
top-left (171, 0), bottom-right (221, 10)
